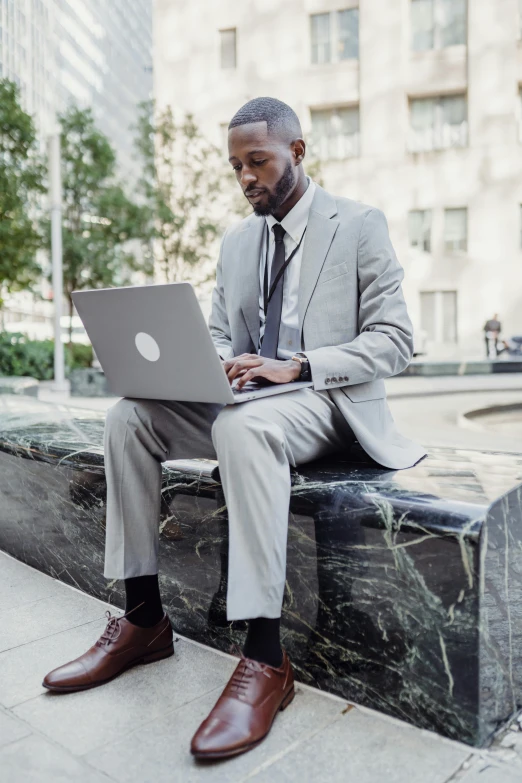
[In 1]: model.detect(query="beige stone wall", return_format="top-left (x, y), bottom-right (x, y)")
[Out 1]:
top-left (154, 0), bottom-right (522, 357)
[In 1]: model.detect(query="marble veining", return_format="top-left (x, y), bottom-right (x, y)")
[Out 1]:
top-left (0, 394), bottom-right (521, 746)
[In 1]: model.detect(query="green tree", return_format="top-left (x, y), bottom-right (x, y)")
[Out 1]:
top-left (134, 101), bottom-right (231, 287)
top-left (57, 106), bottom-right (149, 342)
top-left (0, 79), bottom-right (46, 319)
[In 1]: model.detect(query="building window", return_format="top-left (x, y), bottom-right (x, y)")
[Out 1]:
top-left (310, 13), bottom-right (330, 64)
top-left (310, 106), bottom-right (360, 160)
top-left (411, 0), bottom-right (466, 51)
top-left (408, 209), bottom-right (432, 252)
top-left (444, 207), bottom-right (467, 251)
top-left (310, 9), bottom-right (359, 64)
top-left (337, 9), bottom-right (359, 60)
top-left (409, 94), bottom-right (467, 151)
top-left (420, 291), bottom-right (458, 342)
top-left (220, 28), bottom-right (236, 69)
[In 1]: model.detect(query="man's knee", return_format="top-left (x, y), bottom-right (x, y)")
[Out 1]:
top-left (211, 403), bottom-right (284, 450)
top-left (105, 397), bottom-right (141, 432)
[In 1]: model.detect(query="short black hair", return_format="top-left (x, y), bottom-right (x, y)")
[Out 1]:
top-left (228, 97), bottom-right (302, 142)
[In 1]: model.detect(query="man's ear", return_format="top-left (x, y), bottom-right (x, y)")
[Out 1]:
top-left (292, 139), bottom-right (306, 164)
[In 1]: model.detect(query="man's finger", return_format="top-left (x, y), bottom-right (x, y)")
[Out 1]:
top-left (235, 366), bottom-right (266, 389)
top-left (225, 355), bottom-right (262, 372)
top-left (227, 358), bottom-right (263, 382)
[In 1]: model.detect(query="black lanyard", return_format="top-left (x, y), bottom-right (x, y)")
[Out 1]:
top-left (263, 225), bottom-right (307, 316)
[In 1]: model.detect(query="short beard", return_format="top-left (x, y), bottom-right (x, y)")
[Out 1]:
top-left (251, 161), bottom-right (295, 217)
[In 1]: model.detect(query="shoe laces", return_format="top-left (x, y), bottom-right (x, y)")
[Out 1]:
top-left (98, 601), bottom-right (147, 646)
top-left (228, 645), bottom-right (272, 697)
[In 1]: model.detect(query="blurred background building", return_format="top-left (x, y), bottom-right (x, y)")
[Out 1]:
top-left (0, 0), bottom-right (152, 175)
top-left (0, 0), bottom-right (152, 339)
top-left (154, 0), bottom-right (522, 358)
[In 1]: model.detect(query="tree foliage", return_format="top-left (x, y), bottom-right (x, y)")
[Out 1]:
top-left (0, 79), bottom-right (46, 311)
top-left (57, 106), bottom-right (149, 341)
top-left (134, 101), bottom-right (232, 287)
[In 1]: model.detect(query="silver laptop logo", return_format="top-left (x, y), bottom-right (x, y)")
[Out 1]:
top-left (135, 332), bottom-right (160, 362)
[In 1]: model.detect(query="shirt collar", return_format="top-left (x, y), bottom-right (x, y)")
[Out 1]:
top-left (265, 177), bottom-right (316, 245)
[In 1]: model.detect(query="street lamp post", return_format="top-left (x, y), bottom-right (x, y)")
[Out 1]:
top-left (48, 133), bottom-right (67, 392)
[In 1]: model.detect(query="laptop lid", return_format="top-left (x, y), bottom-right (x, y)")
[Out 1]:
top-left (71, 283), bottom-right (235, 404)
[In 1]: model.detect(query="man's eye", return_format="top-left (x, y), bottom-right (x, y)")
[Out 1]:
top-left (253, 160), bottom-right (267, 166)
top-left (232, 165), bottom-right (241, 171)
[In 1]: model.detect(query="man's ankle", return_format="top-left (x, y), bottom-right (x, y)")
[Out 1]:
top-left (124, 574), bottom-right (164, 628)
top-left (243, 617), bottom-right (283, 668)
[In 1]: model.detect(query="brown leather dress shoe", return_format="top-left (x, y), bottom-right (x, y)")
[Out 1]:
top-left (190, 648), bottom-right (295, 760)
top-left (42, 609), bottom-right (173, 692)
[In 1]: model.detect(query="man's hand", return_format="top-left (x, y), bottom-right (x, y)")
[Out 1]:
top-left (224, 354), bottom-right (300, 389)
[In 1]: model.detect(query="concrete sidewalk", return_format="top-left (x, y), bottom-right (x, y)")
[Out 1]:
top-left (1, 552), bottom-right (522, 782)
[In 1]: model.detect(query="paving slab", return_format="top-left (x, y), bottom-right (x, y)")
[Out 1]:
top-left (0, 563), bottom-right (70, 613)
top-left (12, 636), bottom-right (237, 755)
top-left (0, 618), bottom-right (107, 708)
top-left (460, 760), bottom-right (522, 783)
top-left (0, 588), bottom-right (108, 653)
top-left (0, 733), bottom-right (113, 782)
top-left (84, 682), bottom-right (345, 783)
top-left (0, 706), bottom-right (32, 748)
top-left (245, 707), bottom-right (470, 783)
top-left (3, 550), bottom-right (522, 783)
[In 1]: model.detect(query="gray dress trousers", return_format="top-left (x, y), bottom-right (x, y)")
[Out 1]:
top-left (103, 388), bottom-right (355, 620)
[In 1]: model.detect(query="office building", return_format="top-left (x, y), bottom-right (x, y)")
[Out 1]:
top-left (154, 0), bottom-right (522, 356)
top-left (0, 0), bottom-right (152, 336)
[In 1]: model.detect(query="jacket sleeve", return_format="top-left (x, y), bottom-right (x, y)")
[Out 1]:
top-left (305, 208), bottom-right (414, 391)
top-left (208, 229), bottom-right (234, 362)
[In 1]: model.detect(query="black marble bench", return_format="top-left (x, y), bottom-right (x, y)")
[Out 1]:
top-left (0, 394), bottom-right (521, 747)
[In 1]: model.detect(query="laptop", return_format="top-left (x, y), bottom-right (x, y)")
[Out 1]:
top-left (71, 282), bottom-right (313, 404)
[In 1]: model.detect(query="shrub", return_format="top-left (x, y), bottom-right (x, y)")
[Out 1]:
top-left (0, 332), bottom-right (93, 380)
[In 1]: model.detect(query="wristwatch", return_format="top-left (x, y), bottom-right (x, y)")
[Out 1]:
top-left (291, 352), bottom-right (312, 382)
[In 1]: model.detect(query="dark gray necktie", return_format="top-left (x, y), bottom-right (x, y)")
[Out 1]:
top-left (260, 223), bottom-right (286, 359)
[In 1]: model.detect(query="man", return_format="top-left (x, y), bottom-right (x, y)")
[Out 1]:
top-left (484, 313), bottom-right (501, 358)
top-left (42, 98), bottom-right (426, 759)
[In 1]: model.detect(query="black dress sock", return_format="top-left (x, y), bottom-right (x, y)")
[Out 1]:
top-left (124, 574), bottom-right (164, 628)
top-left (243, 617), bottom-right (283, 668)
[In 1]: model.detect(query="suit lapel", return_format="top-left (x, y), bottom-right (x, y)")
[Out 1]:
top-left (298, 187), bottom-right (339, 342)
top-left (238, 216), bottom-right (265, 350)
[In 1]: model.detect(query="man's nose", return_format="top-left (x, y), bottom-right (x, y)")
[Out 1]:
top-left (240, 169), bottom-right (256, 189)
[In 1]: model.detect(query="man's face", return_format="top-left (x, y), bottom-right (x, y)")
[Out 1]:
top-left (228, 122), bottom-right (297, 217)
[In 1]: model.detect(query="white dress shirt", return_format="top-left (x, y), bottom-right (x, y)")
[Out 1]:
top-left (258, 177), bottom-right (316, 360)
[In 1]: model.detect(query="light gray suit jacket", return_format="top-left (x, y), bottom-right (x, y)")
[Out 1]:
top-left (209, 184), bottom-right (427, 470)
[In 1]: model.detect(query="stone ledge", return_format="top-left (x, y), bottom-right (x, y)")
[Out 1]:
top-left (400, 360), bottom-right (522, 377)
top-left (0, 393), bottom-right (521, 747)
top-left (0, 377), bottom-right (39, 396)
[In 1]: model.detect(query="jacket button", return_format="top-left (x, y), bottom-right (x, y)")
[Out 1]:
top-left (325, 378), bottom-right (331, 384)
top-left (331, 377), bottom-right (338, 383)
top-left (343, 376), bottom-right (349, 381)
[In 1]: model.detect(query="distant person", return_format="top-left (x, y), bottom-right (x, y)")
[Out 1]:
top-left (484, 313), bottom-right (501, 358)
top-left (42, 98), bottom-right (426, 760)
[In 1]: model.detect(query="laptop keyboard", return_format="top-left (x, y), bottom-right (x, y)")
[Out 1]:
top-left (232, 385), bottom-right (260, 395)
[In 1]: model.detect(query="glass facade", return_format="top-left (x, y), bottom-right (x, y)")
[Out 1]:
top-left (0, 0), bottom-right (152, 177)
